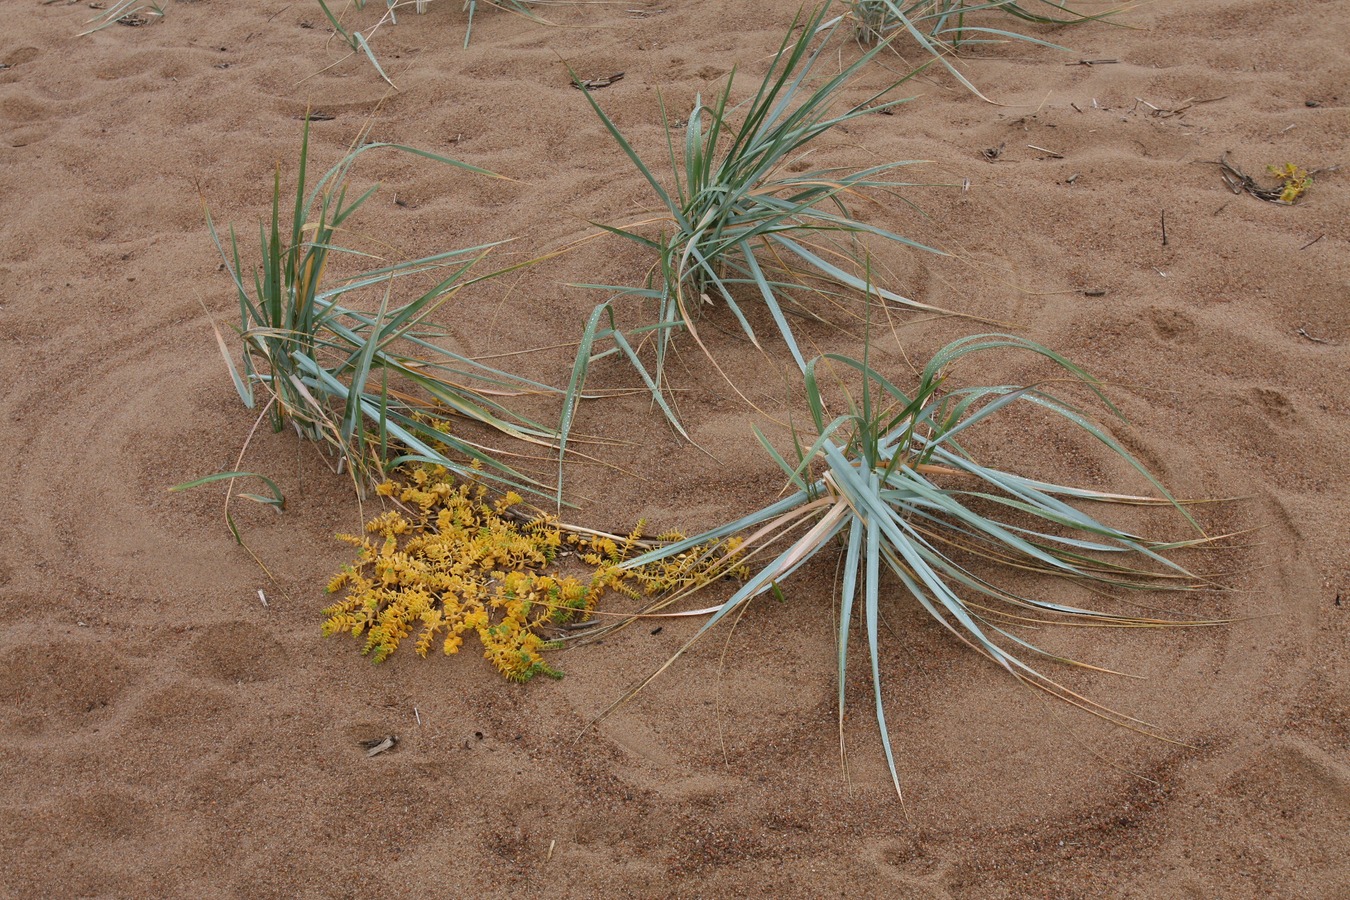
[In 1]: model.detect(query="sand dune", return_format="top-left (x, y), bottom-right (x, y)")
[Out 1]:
top-left (1, 1), bottom-right (1347, 896)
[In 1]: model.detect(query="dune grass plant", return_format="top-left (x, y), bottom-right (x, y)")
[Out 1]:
top-left (833, 1), bottom-right (1118, 100)
top-left (581, 334), bottom-right (1219, 796)
top-left (315, 0), bottom-right (399, 87)
top-left (572, 4), bottom-right (947, 405)
top-left (205, 122), bottom-right (560, 500)
top-left (460, 0), bottom-right (559, 48)
top-left (77, 0), bottom-right (166, 35)
top-left (315, 0), bottom-right (561, 83)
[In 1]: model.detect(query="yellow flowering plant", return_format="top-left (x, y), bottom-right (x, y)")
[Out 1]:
top-left (322, 465), bottom-right (747, 680)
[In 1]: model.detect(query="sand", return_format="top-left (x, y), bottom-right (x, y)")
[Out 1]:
top-left (2, 0), bottom-right (1347, 896)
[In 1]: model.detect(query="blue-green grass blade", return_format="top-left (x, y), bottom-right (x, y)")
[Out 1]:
top-left (885, 463), bottom-right (1087, 578)
top-left (314, 0), bottom-right (356, 48)
top-left (895, 504), bottom-right (1176, 613)
top-left (899, 494), bottom-right (1149, 557)
top-left (568, 282), bottom-right (664, 298)
top-left (985, 467), bottom-right (1206, 509)
top-left (377, 366), bottom-right (390, 464)
top-left (683, 95), bottom-right (707, 206)
top-left (394, 365), bottom-right (554, 441)
top-left (823, 444), bottom-right (1010, 662)
top-left (570, 65), bottom-right (678, 215)
top-left (619, 489), bottom-right (814, 570)
top-left (915, 440), bottom-right (1172, 544)
top-left (292, 117), bottom-right (311, 256)
top-left (921, 444), bottom-right (1136, 537)
top-left (689, 507), bottom-right (850, 636)
top-left (292, 354), bottom-right (544, 493)
top-left (607, 324), bottom-right (691, 441)
top-left (338, 281), bottom-right (391, 443)
top-left (922, 333), bottom-right (1116, 412)
top-left (558, 303), bottom-right (608, 504)
top-left (348, 142), bottom-right (505, 180)
top-left (821, 353), bottom-right (920, 410)
top-left (753, 425), bottom-right (808, 490)
top-left (79, 0), bottom-right (144, 35)
top-left (939, 486), bottom-right (1196, 577)
top-left (266, 172), bottom-right (283, 328)
top-left (769, 235), bottom-right (949, 312)
top-left (353, 32), bottom-right (395, 90)
top-left (803, 356), bottom-right (832, 434)
top-left (862, 487), bottom-right (904, 799)
top-left (206, 311), bottom-right (254, 407)
top-left (686, 246), bottom-right (761, 349)
top-left (313, 243), bottom-right (508, 300)
top-left (923, 385), bottom-right (1038, 449)
top-left (590, 222), bottom-right (666, 252)
top-left (887, 5), bottom-right (995, 101)
top-left (170, 471), bottom-right (285, 510)
top-left (932, 24), bottom-right (1068, 49)
top-left (1012, 393), bottom-right (1200, 532)
top-left (838, 516), bottom-right (864, 733)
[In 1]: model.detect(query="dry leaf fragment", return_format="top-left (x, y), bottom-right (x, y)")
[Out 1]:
top-left (360, 735), bottom-right (398, 757)
top-left (572, 72), bottom-right (625, 91)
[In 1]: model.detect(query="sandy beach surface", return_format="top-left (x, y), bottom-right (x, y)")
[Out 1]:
top-left (2, 0), bottom-right (1347, 896)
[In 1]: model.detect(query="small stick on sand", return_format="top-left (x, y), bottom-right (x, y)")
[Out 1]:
top-left (361, 735), bottom-right (398, 757)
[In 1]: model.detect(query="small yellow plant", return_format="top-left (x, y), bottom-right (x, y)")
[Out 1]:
top-left (570, 523), bottom-right (748, 601)
top-left (322, 465), bottom-right (747, 681)
top-left (1267, 163), bottom-right (1313, 203)
top-left (322, 465), bottom-right (575, 680)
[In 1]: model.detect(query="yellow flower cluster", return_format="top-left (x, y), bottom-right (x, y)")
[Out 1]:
top-left (1267, 163), bottom-right (1313, 204)
top-left (322, 467), bottom-right (748, 681)
top-left (570, 521), bottom-right (749, 602)
top-left (322, 465), bottom-right (579, 681)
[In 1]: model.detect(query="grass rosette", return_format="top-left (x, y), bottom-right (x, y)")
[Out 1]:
top-left (315, 0), bottom-right (563, 85)
top-left (833, 1), bottom-right (1119, 100)
top-left (572, 5), bottom-right (947, 404)
top-left (205, 121), bottom-right (560, 500)
top-left (583, 334), bottom-right (1223, 796)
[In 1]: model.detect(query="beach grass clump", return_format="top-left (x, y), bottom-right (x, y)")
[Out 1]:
top-left (836, 1), bottom-right (1118, 99)
top-left (583, 334), bottom-right (1219, 795)
top-left (77, 0), bottom-right (166, 35)
top-left (205, 122), bottom-right (559, 499)
top-left (460, 1), bottom-right (559, 48)
top-left (314, 0), bottom-right (562, 82)
top-left (573, 4), bottom-right (946, 396)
